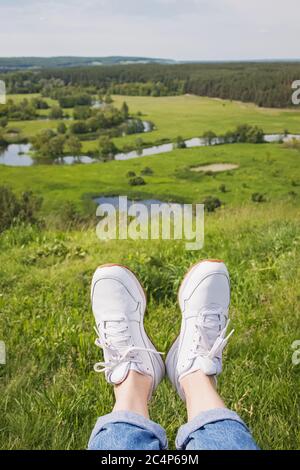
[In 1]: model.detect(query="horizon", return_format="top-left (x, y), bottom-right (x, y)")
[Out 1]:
top-left (1, 55), bottom-right (300, 63)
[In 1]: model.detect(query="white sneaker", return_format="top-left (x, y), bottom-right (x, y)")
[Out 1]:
top-left (91, 264), bottom-right (165, 398)
top-left (166, 260), bottom-right (234, 400)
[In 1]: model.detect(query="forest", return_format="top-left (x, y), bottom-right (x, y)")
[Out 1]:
top-left (1, 61), bottom-right (300, 108)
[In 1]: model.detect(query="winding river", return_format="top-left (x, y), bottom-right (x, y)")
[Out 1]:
top-left (0, 133), bottom-right (299, 167)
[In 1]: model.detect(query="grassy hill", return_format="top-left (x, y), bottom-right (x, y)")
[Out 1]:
top-left (0, 203), bottom-right (299, 449)
top-left (1, 93), bottom-right (300, 450)
top-left (6, 94), bottom-right (300, 150)
top-left (0, 143), bottom-right (299, 213)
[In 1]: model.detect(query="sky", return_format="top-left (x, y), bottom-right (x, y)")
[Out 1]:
top-left (0, 0), bottom-right (299, 60)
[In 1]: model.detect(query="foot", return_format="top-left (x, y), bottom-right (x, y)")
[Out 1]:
top-left (166, 260), bottom-right (234, 400)
top-left (91, 264), bottom-right (165, 398)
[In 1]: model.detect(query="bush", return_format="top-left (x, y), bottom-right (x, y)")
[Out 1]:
top-left (128, 176), bottom-right (146, 186)
top-left (57, 122), bottom-right (67, 134)
top-left (126, 171), bottom-right (136, 178)
top-left (252, 192), bottom-right (267, 203)
top-left (49, 106), bottom-right (64, 119)
top-left (141, 167), bottom-right (154, 176)
top-left (56, 201), bottom-right (84, 229)
top-left (98, 136), bottom-right (118, 160)
top-left (174, 136), bottom-right (186, 149)
top-left (203, 196), bottom-right (222, 212)
top-left (203, 130), bottom-right (217, 145)
top-left (219, 184), bottom-right (227, 193)
top-left (224, 124), bottom-right (264, 144)
top-left (0, 186), bottom-right (42, 232)
top-left (0, 131), bottom-right (8, 147)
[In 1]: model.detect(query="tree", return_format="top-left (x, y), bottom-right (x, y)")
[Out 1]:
top-left (66, 136), bottom-right (82, 157)
top-left (48, 135), bottom-right (65, 159)
top-left (135, 137), bottom-right (144, 156)
top-left (70, 121), bottom-right (88, 134)
top-left (0, 131), bottom-right (8, 147)
top-left (104, 95), bottom-right (113, 104)
top-left (98, 136), bottom-right (118, 160)
top-left (57, 122), bottom-right (67, 134)
top-left (203, 130), bottom-right (217, 146)
top-left (0, 117), bottom-right (8, 128)
top-left (121, 101), bottom-right (129, 119)
top-left (174, 136), bottom-right (186, 149)
top-left (49, 105), bottom-right (63, 119)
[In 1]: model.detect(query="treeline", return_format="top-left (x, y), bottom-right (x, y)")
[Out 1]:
top-left (2, 62), bottom-right (300, 107)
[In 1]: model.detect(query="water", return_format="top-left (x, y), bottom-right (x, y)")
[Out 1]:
top-left (1, 134), bottom-right (299, 167)
top-left (93, 196), bottom-right (170, 208)
top-left (0, 144), bottom-right (94, 167)
top-left (0, 144), bottom-right (33, 166)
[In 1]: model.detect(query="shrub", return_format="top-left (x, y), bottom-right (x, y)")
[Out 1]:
top-left (0, 186), bottom-right (42, 232)
top-left (252, 192), bottom-right (266, 203)
top-left (203, 196), bottom-right (222, 212)
top-left (57, 122), bottom-right (67, 134)
top-left (141, 167), bottom-right (154, 176)
top-left (126, 171), bottom-right (136, 178)
top-left (174, 136), bottom-right (186, 149)
top-left (0, 117), bottom-right (8, 128)
top-left (203, 130), bottom-right (217, 145)
top-left (0, 131), bottom-right (8, 147)
top-left (49, 106), bottom-right (64, 119)
top-left (128, 176), bottom-right (146, 186)
top-left (219, 184), bottom-right (227, 193)
top-left (98, 136), bottom-right (118, 160)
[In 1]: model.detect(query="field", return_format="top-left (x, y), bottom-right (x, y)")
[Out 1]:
top-left (1, 93), bottom-right (300, 450)
top-left (1, 204), bottom-right (299, 449)
top-left (0, 143), bottom-right (299, 213)
top-left (5, 93), bottom-right (300, 151)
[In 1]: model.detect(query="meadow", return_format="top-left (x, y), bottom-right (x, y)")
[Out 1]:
top-left (5, 93), bottom-right (300, 150)
top-left (0, 141), bottom-right (299, 213)
top-left (1, 92), bottom-right (300, 450)
top-left (0, 203), bottom-right (299, 449)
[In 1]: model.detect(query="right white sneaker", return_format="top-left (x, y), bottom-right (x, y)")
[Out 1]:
top-left (91, 264), bottom-right (165, 399)
top-left (166, 260), bottom-right (234, 400)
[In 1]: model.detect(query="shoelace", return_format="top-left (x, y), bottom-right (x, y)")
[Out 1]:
top-left (93, 322), bottom-right (163, 374)
top-left (189, 306), bottom-right (234, 361)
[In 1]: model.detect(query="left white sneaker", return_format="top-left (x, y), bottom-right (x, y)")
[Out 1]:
top-left (91, 264), bottom-right (165, 398)
top-left (166, 260), bottom-right (234, 400)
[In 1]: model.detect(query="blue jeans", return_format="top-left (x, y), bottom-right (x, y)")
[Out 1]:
top-left (88, 408), bottom-right (259, 450)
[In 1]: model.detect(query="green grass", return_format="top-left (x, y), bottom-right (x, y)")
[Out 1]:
top-left (1, 92), bottom-right (300, 450)
top-left (6, 93), bottom-right (300, 151)
top-left (8, 119), bottom-right (66, 138)
top-left (109, 94), bottom-right (300, 149)
top-left (0, 143), bottom-right (299, 213)
top-left (0, 204), bottom-right (299, 449)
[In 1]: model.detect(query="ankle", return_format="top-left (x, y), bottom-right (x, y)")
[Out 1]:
top-left (113, 370), bottom-right (152, 418)
top-left (180, 370), bottom-right (226, 421)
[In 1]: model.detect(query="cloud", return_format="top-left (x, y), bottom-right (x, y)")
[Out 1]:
top-left (0, 0), bottom-right (299, 59)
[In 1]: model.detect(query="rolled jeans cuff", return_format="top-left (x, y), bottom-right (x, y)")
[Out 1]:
top-left (88, 410), bottom-right (168, 449)
top-left (176, 408), bottom-right (249, 449)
